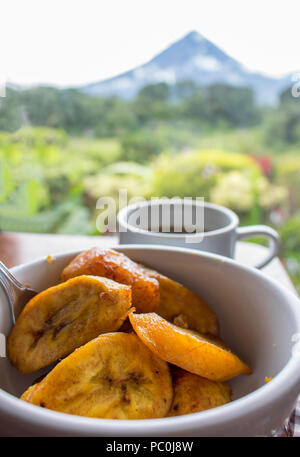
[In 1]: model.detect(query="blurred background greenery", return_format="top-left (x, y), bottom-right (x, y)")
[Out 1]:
top-left (0, 82), bottom-right (300, 291)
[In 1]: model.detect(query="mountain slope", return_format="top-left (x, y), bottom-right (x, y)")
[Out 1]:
top-left (81, 31), bottom-right (291, 104)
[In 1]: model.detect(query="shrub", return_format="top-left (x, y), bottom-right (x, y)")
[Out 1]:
top-left (275, 154), bottom-right (300, 212)
top-left (211, 171), bottom-right (288, 212)
top-left (152, 149), bottom-right (260, 200)
top-left (9, 127), bottom-right (68, 147)
top-left (120, 130), bottom-right (165, 163)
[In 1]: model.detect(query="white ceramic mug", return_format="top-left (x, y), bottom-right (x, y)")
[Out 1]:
top-left (118, 199), bottom-right (280, 269)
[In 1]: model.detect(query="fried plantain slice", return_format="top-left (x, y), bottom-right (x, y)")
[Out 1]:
top-left (21, 332), bottom-right (173, 419)
top-left (8, 276), bottom-right (132, 373)
top-left (61, 248), bottom-right (160, 313)
top-left (129, 312), bottom-right (251, 382)
top-left (21, 383), bottom-right (38, 402)
top-left (139, 266), bottom-right (218, 336)
top-left (168, 367), bottom-right (231, 416)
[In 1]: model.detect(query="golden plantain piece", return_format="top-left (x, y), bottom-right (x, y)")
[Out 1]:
top-left (168, 367), bottom-right (231, 416)
top-left (21, 332), bottom-right (173, 420)
top-left (20, 383), bottom-right (38, 402)
top-left (21, 372), bottom-right (49, 401)
top-left (129, 311), bottom-right (251, 382)
top-left (139, 266), bottom-right (218, 336)
top-left (8, 275), bottom-right (132, 373)
top-left (61, 248), bottom-right (160, 314)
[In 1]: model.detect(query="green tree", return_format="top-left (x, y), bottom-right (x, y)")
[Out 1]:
top-left (203, 84), bottom-right (259, 126)
top-left (134, 83), bottom-right (172, 123)
top-left (21, 87), bottom-right (65, 127)
top-left (120, 129), bottom-right (164, 163)
top-left (264, 86), bottom-right (300, 146)
top-left (0, 89), bottom-right (22, 131)
top-left (172, 80), bottom-right (200, 101)
top-left (94, 97), bottom-right (137, 137)
top-left (180, 92), bottom-right (208, 122)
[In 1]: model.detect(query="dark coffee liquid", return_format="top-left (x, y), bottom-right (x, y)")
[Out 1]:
top-left (149, 225), bottom-right (209, 234)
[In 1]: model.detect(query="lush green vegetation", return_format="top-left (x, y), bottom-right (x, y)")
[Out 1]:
top-left (0, 82), bottom-right (300, 291)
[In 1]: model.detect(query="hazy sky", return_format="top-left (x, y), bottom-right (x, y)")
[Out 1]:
top-left (1, 0), bottom-right (299, 86)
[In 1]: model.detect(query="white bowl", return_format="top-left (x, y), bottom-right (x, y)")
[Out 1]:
top-left (0, 245), bottom-right (299, 436)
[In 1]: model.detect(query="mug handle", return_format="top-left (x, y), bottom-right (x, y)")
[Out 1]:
top-left (236, 225), bottom-right (281, 269)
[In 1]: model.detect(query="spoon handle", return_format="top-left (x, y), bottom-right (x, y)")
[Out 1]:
top-left (0, 262), bottom-right (19, 323)
top-left (0, 261), bottom-right (37, 324)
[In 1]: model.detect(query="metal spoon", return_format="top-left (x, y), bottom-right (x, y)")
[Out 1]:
top-left (0, 261), bottom-right (37, 324)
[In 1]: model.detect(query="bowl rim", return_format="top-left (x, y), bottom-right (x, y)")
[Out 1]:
top-left (1, 244), bottom-right (300, 435)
